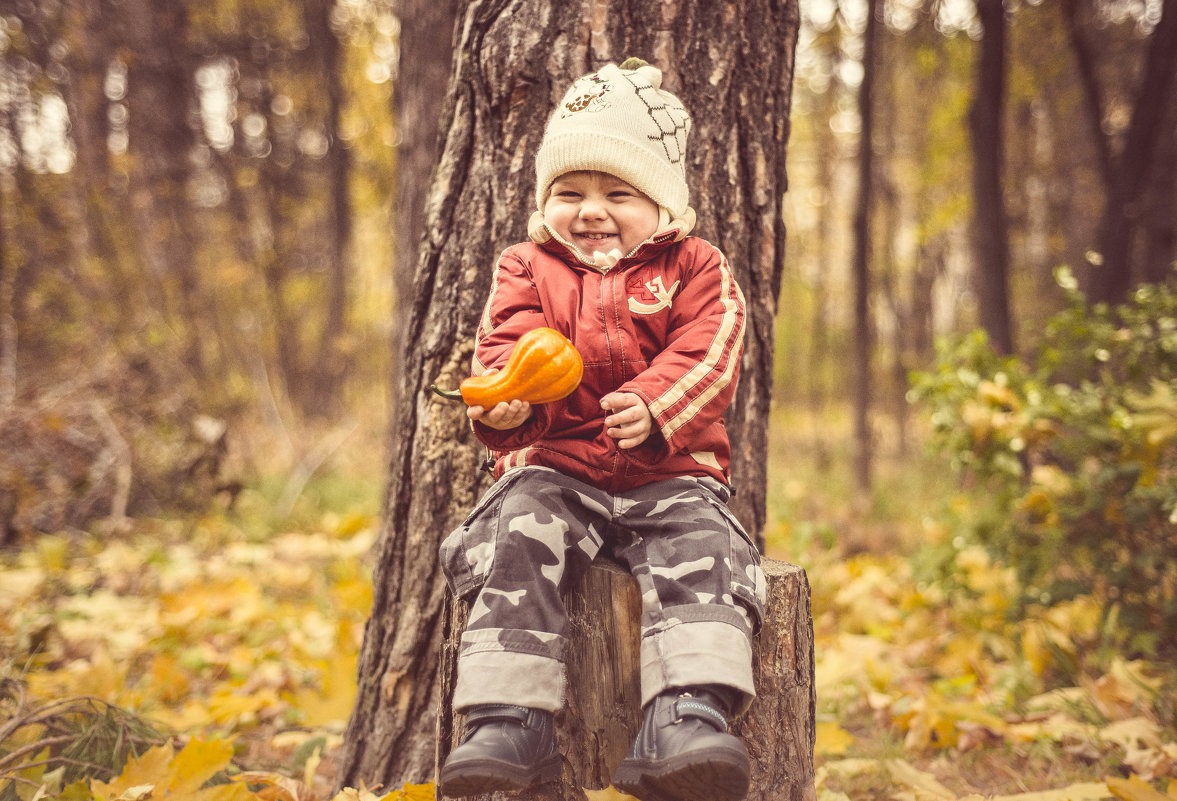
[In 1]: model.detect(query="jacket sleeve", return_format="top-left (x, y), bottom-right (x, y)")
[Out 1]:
top-left (620, 243), bottom-right (746, 459)
top-left (468, 248), bottom-right (554, 450)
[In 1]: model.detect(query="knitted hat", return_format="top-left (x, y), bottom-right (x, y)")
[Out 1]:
top-left (534, 58), bottom-right (692, 220)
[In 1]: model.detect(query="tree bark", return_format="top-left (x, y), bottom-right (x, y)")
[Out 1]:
top-left (388, 0), bottom-right (461, 427)
top-left (437, 559), bottom-right (816, 801)
top-left (969, 0), bottom-right (1014, 354)
top-left (339, 0), bottom-right (799, 789)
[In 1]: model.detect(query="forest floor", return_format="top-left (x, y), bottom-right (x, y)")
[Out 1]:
top-left (1, 411), bottom-right (1175, 801)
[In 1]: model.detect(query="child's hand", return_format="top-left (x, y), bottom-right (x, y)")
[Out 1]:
top-left (469, 399), bottom-right (532, 430)
top-left (601, 392), bottom-right (652, 449)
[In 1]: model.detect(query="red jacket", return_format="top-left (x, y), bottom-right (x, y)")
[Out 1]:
top-left (470, 221), bottom-right (746, 494)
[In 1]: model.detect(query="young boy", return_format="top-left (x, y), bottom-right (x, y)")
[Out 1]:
top-left (438, 59), bottom-right (766, 801)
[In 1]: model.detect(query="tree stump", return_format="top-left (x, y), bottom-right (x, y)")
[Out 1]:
top-left (437, 558), bottom-right (815, 801)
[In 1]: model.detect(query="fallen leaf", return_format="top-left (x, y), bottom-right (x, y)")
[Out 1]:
top-left (91, 739), bottom-right (252, 801)
top-left (328, 786), bottom-right (392, 801)
top-left (821, 757), bottom-right (882, 779)
top-left (400, 784), bottom-right (435, 801)
top-left (233, 771), bottom-right (317, 801)
top-left (816, 720), bottom-right (857, 755)
top-left (91, 744), bottom-right (174, 800)
top-left (1107, 775), bottom-right (1176, 801)
top-left (885, 758), bottom-right (955, 801)
top-left (1101, 718), bottom-right (1163, 750)
top-left (986, 783), bottom-right (1112, 801)
top-left (583, 787), bottom-right (639, 801)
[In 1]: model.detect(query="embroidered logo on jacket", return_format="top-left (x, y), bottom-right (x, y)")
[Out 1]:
top-left (628, 275), bottom-right (680, 315)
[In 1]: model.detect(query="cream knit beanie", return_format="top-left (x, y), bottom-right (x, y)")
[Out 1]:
top-left (534, 58), bottom-right (692, 219)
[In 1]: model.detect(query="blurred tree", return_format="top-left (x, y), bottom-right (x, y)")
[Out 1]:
top-left (303, 0), bottom-right (353, 418)
top-left (339, 0), bottom-right (799, 787)
top-left (0, 1), bottom-right (397, 533)
top-left (970, 0), bottom-right (1013, 354)
top-left (1064, 0), bottom-right (1177, 304)
top-left (852, 0), bottom-right (878, 491)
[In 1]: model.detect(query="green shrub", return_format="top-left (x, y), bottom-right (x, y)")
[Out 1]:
top-left (910, 269), bottom-right (1177, 656)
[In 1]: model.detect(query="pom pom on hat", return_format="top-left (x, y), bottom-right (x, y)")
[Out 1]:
top-left (535, 59), bottom-right (692, 220)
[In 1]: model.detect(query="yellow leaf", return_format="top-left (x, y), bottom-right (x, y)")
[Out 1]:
top-left (303, 747), bottom-right (322, 790)
top-left (232, 771), bottom-right (316, 801)
top-left (885, 758), bottom-right (955, 801)
top-left (986, 784), bottom-right (1112, 801)
top-left (158, 738), bottom-right (238, 797)
top-left (815, 720), bottom-right (856, 755)
top-left (206, 687), bottom-right (284, 727)
top-left (92, 738), bottom-right (249, 801)
top-left (197, 784), bottom-right (259, 801)
top-left (401, 783), bottom-right (436, 801)
top-left (1088, 660), bottom-right (1163, 718)
top-left (820, 758), bottom-right (882, 779)
top-left (146, 652), bottom-right (192, 704)
top-left (92, 744), bottom-right (174, 800)
top-left (285, 648), bottom-right (358, 727)
top-left (1100, 717), bottom-right (1162, 750)
top-left (1107, 775), bottom-right (1176, 801)
top-left (583, 787), bottom-right (640, 801)
top-left (329, 787), bottom-right (391, 801)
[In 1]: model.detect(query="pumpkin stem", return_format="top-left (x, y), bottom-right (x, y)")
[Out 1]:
top-left (429, 383), bottom-right (464, 402)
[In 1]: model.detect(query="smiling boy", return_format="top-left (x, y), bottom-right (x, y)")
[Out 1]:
top-left (438, 59), bottom-right (765, 801)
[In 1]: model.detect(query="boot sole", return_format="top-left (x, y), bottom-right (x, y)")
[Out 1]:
top-left (614, 747), bottom-right (750, 801)
top-left (439, 754), bottom-right (561, 797)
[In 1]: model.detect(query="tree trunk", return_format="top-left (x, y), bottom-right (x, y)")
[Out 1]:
top-left (338, 0), bottom-right (799, 789)
top-left (1143, 113), bottom-right (1177, 286)
top-left (852, 0), bottom-right (878, 493)
top-left (969, 0), bottom-right (1014, 354)
top-left (118, 0), bottom-right (205, 378)
top-left (304, 0), bottom-right (353, 419)
top-left (1064, 0), bottom-right (1177, 304)
top-left (437, 559), bottom-right (816, 801)
top-left (388, 0), bottom-right (461, 427)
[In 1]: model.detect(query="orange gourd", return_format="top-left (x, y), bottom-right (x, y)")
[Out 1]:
top-left (431, 327), bottom-right (583, 407)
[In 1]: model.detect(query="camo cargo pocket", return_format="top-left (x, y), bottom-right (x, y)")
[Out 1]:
top-left (702, 492), bottom-right (767, 633)
top-left (439, 467), bottom-right (533, 599)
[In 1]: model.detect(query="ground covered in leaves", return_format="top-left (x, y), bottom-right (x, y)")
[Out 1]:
top-left (1, 470), bottom-right (1176, 800)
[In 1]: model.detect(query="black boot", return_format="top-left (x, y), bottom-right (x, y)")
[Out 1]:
top-left (438, 704), bottom-right (560, 796)
top-left (613, 687), bottom-right (750, 801)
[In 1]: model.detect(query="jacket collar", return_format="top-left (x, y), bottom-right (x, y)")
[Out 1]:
top-left (526, 208), bottom-right (696, 272)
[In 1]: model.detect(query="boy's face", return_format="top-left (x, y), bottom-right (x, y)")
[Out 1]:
top-left (543, 171), bottom-right (661, 258)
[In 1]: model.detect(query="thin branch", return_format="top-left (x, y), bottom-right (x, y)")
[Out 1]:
top-left (0, 754), bottom-right (114, 778)
top-left (0, 736), bottom-right (76, 773)
top-left (89, 401), bottom-right (132, 526)
top-left (278, 422), bottom-right (359, 517)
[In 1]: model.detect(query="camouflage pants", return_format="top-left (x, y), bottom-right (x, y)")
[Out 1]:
top-left (440, 466), bottom-right (766, 714)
